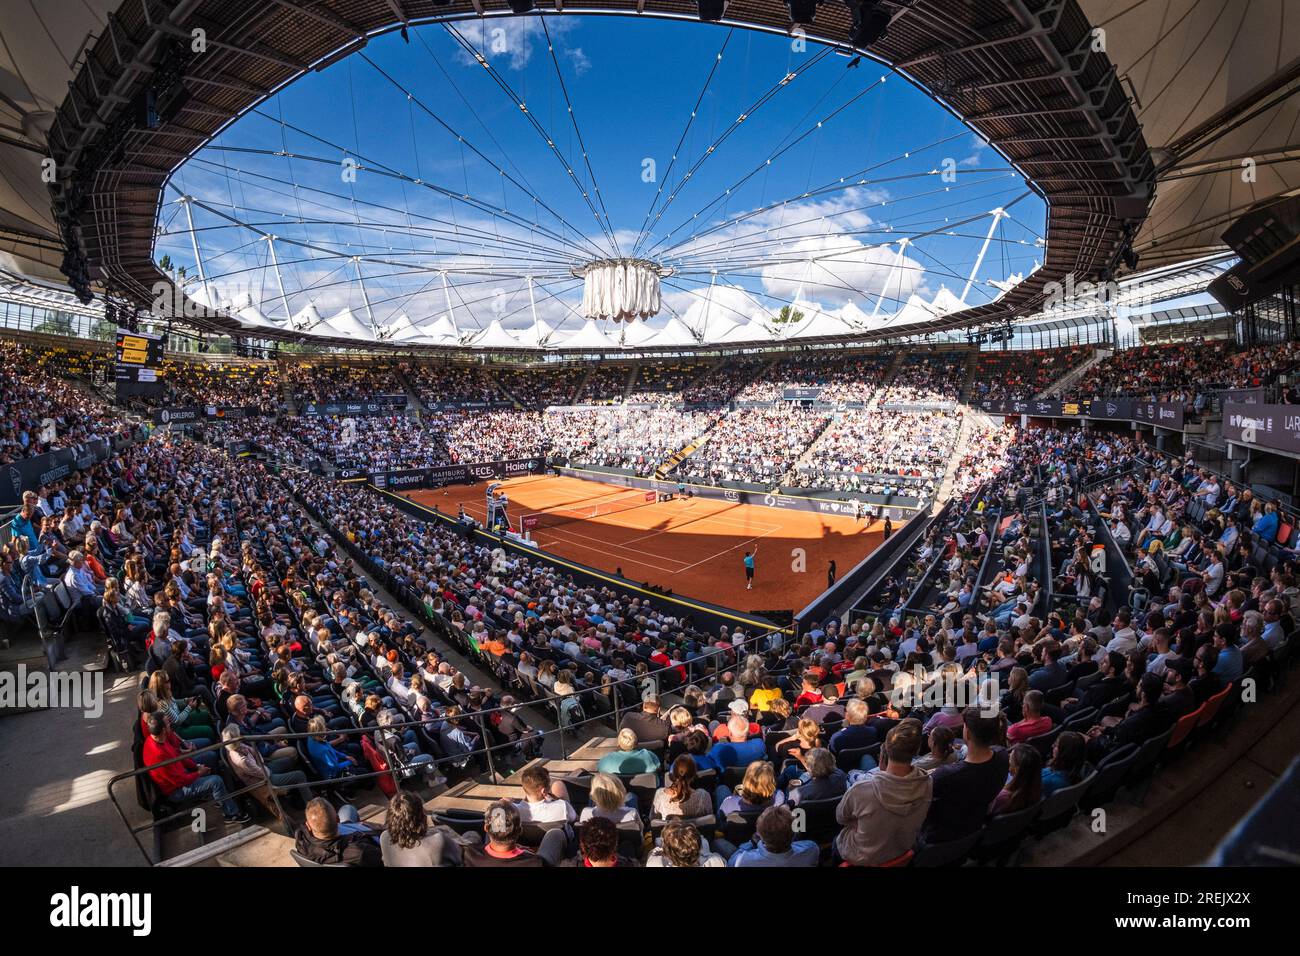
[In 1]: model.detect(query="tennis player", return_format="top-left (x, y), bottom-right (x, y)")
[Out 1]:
top-left (743, 550), bottom-right (756, 590)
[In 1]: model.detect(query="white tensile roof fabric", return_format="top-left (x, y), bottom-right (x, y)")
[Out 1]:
top-left (645, 316), bottom-right (700, 347)
top-left (787, 308), bottom-right (862, 340)
top-left (383, 314), bottom-right (421, 342)
top-left (712, 319), bottom-right (777, 344)
top-left (513, 316), bottom-right (557, 348)
top-left (467, 319), bottom-right (521, 349)
top-left (929, 287), bottom-right (965, 315)
top-left (408, 314), bottom-right (461, 346)
top-left (321, 308), bottom-right (376, 340)
top-left (237, 303), bottom-right (280, 328)
top-left (290, 302), bottom-right (324, 331)
top-left (557, 319), bottom-right (619, 349)
top-left (892, 293), bottom-right (941, 327)
top-left (579, 260), bottom-right (663, 321)
top-left (619, 320), bottom-right (660, 347)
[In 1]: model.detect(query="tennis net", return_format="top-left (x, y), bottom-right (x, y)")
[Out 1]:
top-left (519, 490), bottom-right (659, 533)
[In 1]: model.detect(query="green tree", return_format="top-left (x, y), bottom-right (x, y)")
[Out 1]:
top-left (90, 318), bottom-right (117, 341)
top-left (280, 340), bottom-right (326, 355)
top-left (774, 305), bottom-right (805, 325)
top-left (33, 311), bottom-right (74, 336)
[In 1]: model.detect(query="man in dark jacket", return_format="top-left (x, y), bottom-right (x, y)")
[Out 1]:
top-left (293, 798), bottom-right (381, 866)
top-left (620, 694), bottom-right (671, 747)
top-left (1084, 672), bottom-right (1175, 762)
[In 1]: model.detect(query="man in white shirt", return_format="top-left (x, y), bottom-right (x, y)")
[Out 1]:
top-left (514, 766), bottom-right (576, 826)
top-left (1202, 551), bottom-right (1226, 597)
top-left (1197, 476), bottom-right (1221, 507)
top-left (1106, 609), bottom-right (1138, 654)
top-left (63, 551), bottom-right (102, 607)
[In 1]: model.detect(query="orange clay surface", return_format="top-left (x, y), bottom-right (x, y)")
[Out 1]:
top-left (400, 473), bottom-right (885, 614)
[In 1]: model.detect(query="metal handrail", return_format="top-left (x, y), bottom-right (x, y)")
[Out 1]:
top-left (108, 620), bottom-right (786, 865)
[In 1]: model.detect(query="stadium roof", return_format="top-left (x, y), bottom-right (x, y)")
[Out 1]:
top-left (1077, 0), bottom-right (1300, 271)
top-left (0, 0), bottom-right (1293, 351)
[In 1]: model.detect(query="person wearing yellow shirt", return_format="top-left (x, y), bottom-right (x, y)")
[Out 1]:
top-left (749, 677), bottom-right (784, 713)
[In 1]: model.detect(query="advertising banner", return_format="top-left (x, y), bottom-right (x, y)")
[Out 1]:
top-left (1131, 400), bottom-right (1185, 430)
top-left (0, 438), bottom-right (112, 506)
top-left (1222, 402), bottom-right (1300, 455)
top-left (301, 396), bottom-right (407, 417)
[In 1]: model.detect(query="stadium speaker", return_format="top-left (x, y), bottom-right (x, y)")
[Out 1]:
top-left (787, 0), bottom-right (819, 24)
top-left (134, 89), bottom-right (160, 130)
top-left (698, 0), bottom-right (726, 21)
top-left (847, 0), bottom-right (890, 47)
top-left (153, 81), bottom-right (191, 125)
top-left (508, 0), bottom-right (535, 11)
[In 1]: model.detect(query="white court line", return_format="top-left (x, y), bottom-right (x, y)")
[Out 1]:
top-left (454, 498), bottom-right (688, 573)
top-left (674, 524), bottom-right (784, 574)
top-left (620, 504), bottom-right (784, 543)
top-left (532, 528), bottom-right (686, 574)
top-left (458, 491), bottom-right (785, 576)
top-left (532, 520), bottom-right (692, 563)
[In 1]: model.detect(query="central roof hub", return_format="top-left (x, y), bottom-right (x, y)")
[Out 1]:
top-left (572, 258), bottom-right (672, 322)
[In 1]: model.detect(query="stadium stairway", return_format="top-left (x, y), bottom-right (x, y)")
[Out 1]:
top-left (393, 365), bottom-right (426, 419)
top-left (1039, 348), bottom-right (1112, 398)
top-left (492, 371), bottom-right (528, 411)
top-left (932, 411), bottom-right (976, 509)
top-left (873, 351), bottom-right (906, 401)
top-left (570, 365), bottom-right (594, 404)
top-left (277, 363), bottom-right (297, 415)
top-left (784, 414), bottom-right (837, 483)
top-left (957, 349), bottom-right (980, 403)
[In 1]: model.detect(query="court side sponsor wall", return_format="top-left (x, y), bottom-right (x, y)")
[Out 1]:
top-left (367, 457), bottom-right (543, 490)
top-left (555, 466), bottom-right (919, 521)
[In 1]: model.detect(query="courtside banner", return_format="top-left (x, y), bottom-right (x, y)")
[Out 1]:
top-left (555, 467), bottom-right (919, 521)
top-left (301, 396), bottom-right (406, 417)
top-left (370, 457), bottom-right (542, 490)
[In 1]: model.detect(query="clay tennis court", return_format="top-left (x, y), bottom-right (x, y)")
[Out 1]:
top-left (400, 473), bottom-right (888, 614)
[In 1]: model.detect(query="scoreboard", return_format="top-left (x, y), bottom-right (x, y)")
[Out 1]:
top-left (114, 328), bottom-right (166, 402)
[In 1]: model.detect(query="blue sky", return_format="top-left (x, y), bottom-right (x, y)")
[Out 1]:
top-left (158, 15), bottom-right (1046, 340)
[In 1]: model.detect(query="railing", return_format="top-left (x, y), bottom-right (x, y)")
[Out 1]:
top-left (107, 622), bottom-right (786, 865)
